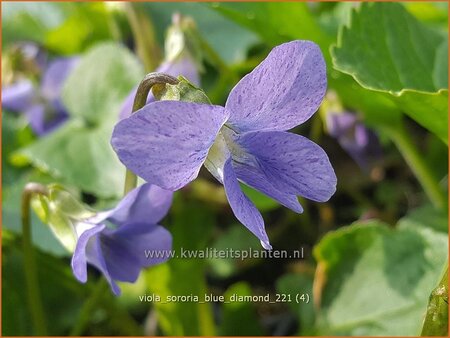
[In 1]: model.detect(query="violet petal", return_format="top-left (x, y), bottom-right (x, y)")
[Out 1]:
top-left (87, 235), bottom-right (121, 295)
top-left (237, 131), bottom-right (337, 202)
top-left (225, 40), bottom-right (327, 132)
top-left (41, 57), bottom-right (79, 103)
top-left (233, 161), bottom-right (303, 213)
top-left (111, 101), bottom-right (228, 190)
top-left (223, 157), bottom-right (272, 250)
top-left (71, 223), bottom-right (106, 283)
top-left (25, 103), bottom-right (68, 136)
top-left (1, 80), bottom-right (35, 112)
top-left (327, 112), bottom-right (382, 170)
top-left (108, 183), bottom-right (173, 226)
top-left (100, 223), bottom-right (172, 282)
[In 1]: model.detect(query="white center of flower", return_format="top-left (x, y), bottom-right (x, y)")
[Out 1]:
top-left (204, 130), bottom-right (230, 183)
top-left (204, 124), bottom-right (253, 183)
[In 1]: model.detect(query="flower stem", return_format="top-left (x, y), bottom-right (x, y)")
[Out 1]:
top-left (69, 279), bottom-right (109, 336)
top-left (123, 170), bottom-right (138, 195)
top-left (70, 276), bottom-right (143, 335)
top-left (124, 2), bottom-right (161, 71)
top-left (72, 73), bottom-right (181, 334)
top-left (21, 183), bottom-right (49, 335)
top-left (383, 123), bottom-right (447, 210)
top-left (123, 72), bottom-right (179, 195)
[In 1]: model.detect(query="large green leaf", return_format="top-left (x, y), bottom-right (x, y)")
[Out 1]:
top-left (332, 2), bottom-right (448, 144)
top-left (394, 89), bottom-right (448, 144)
top-left (313, 206), bottom-right (448, 335)
top-left (328, 72), bottom-right (402, 128)
top-left (62, 43), bottom-right (144, 124)
top-left (210, 1), bottom-right (406, 130)
top-left (397, 204), bottom-right (448, 234)
top-left (2, 112), bottom-right (69, 256)
top-left (13, 43), bottom-right (144, 198)
top-left (13, 121), bottom-right (124, 198)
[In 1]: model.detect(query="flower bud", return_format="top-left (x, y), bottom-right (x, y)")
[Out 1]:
top-left (31, 184), bottom-right (96, 252)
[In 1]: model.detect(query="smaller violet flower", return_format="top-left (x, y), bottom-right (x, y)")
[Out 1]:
top-left (112, 41), bottom-right (337, 249)
top-left (71, 183), bottom-right (173, 295)
top-left (2, 55), bottom-right (78, 136)
top-left (2, 42), bottom-right (45, 112)
top-left (2, 79), bottom-right (35, 112)
top-left (326, 111), bottom-right (382, 170)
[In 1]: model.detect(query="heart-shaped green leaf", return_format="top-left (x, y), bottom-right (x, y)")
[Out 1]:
top-left (62, 42), bottom-right (144, 125)
top-left (313, 205), bottom-right (448, 335)
top-left (14, 42), bottom-right (144, 198)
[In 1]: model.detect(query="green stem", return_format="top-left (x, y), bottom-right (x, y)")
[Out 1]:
top-left (123, 72), bottom-right (179, 195)
top-left (383, 123), bottom-right (447, 210)
top-left (123, 169), bottom-right (138, 196)
top-left (107, 8), bottom-right (124, 43)
top-left (70, 278), bottom-right (143, 335)
top-left (195, 32), bottom-right (238, 103)
top-left (124, 2), bottom-right (161, 71)
top-left (21, 183), bottom-right (49, 335)
top-left (421, 264), bottom-right (448, 336)
top-left (69, 279), bottom-right (109, 336)
top-left (309, 114), bottom-right (323, 144)
top-left (72, 73), bottom-right (180, 334)
top-left (196, 34), bottom-right (231, 77)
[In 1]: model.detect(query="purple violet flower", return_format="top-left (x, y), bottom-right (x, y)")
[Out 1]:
top-left (2, 57), bottom-right (78, 136)
top-left (2, 79), bottom-right (35, 112)
top-left (71, 183), bottom-right (173, 295)
top-left (326, 111), bottom-right (382, 170)
top-left (111, 41), bottom-right (337, 249)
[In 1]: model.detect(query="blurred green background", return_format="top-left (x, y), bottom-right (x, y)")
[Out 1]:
top-left (2, 2), bottom-right (448, 336)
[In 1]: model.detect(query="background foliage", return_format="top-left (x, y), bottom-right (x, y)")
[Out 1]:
top-left (2, 2), bottom-right (448, 336)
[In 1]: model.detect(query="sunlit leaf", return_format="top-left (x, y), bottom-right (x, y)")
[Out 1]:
top-left (62, 42), bottom-right (144, 124)
top-left (13, 121), bottom-right (125, 198)
top-left (13, 43), bottom-right (144, 197)
top-left (313, 205), bottom-right (448, 335)
top-left (332, 2), bottom-right (448, 143)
